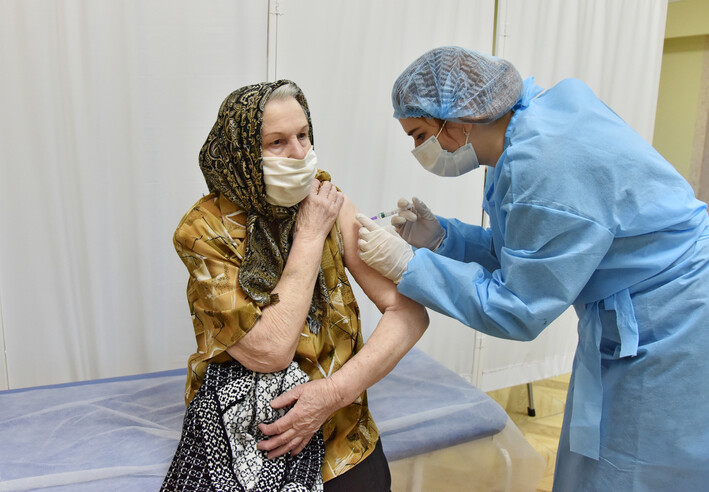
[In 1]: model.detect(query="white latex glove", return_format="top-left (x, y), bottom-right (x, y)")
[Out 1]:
top-left (391, 197), bottom-right (445, 250)
top-left (356, 213), bottom-right (414, 284)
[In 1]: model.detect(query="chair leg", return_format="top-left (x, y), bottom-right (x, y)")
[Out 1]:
top-left (527, 383), bottom-right (536, 417)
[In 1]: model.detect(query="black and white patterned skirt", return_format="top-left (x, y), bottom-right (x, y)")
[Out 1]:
top-left (161, 360), bottom-right (324, 491)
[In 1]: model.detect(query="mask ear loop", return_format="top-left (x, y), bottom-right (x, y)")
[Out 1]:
top-left (464, 129), bottom-right (470, 146)
top-left (435, 120), bottom-right (447, 139)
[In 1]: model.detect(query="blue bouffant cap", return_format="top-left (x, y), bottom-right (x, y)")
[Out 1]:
top-left (392, 46), bottom-right (523, 123)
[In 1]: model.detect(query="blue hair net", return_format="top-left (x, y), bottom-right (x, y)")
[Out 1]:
top-left (392, 46), bottom-right (524, 123)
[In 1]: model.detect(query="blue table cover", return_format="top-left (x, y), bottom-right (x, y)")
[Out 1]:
top-left (0, 348), bottom-right (507, 491)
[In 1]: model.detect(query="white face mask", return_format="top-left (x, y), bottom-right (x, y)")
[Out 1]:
top-left (411, 121), bottom-right (479, 177)
top-left (262, 147), bottom-right (318, 207)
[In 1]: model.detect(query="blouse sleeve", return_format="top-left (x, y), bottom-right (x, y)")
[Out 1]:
top-left (173, 203), bottom-right (262, 400)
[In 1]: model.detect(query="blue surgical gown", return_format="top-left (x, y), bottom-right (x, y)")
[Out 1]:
top-left (398, 77), bottom-right (709, 491)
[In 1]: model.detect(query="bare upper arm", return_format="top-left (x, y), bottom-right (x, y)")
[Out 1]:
top-left (339, 195), bottom-right (405, 313)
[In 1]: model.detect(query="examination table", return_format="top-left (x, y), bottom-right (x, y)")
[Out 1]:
top-left (0, 348), bottom-right (544, 491)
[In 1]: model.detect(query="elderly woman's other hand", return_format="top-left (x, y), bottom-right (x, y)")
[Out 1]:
top-left (256, 377), bottom-right (343, 459)
top-left (295, 179), bottom-right (344, 241)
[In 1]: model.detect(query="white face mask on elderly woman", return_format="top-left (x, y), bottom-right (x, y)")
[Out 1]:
top-left (411, 122), bottom-right (479, 177)
top-left (262, 147), bottom-right (318, 207)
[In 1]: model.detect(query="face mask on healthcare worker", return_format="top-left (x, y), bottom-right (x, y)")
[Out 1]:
top-left (262, 147), bottom-right (318, 207)
top-left (411, 121), bottom-right (479, 177)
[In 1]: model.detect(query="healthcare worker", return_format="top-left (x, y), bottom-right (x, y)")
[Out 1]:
top-left (356, 46), bottom-right (709, 491)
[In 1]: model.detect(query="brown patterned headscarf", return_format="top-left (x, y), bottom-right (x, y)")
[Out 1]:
top-left (198, 80), bottom-right (328, 331)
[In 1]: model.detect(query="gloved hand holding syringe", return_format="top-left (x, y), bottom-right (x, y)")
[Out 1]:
top-left (370, 205), bottom-right (413, 220)
top-left (371, 197), bottom-right (446, 251)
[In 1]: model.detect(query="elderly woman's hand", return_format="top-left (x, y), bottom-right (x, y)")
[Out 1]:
top-left (295, 179), bottom-right (344, 241)
top-left (256, 377), bottom-right (343, 459)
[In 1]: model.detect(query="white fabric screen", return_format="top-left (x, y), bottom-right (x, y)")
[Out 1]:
top-left (475, 0), bottom-right (669, 391)
top-left (0, 295), bottom-right (7, 390)
top-left (497, 0), bottom-right (667, 143)
top-left (269, 0), bottom-right (496, 382)
top-left (0, 1), bottom-right (267, 388)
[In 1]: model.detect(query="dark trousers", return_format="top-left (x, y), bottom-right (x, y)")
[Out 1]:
top-left (323, 439), bottom-right (391, 492)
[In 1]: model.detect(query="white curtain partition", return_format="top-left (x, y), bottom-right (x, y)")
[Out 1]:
top-left (0, 1), bottom-right (268, 389)
top-left (0, 0), bottom-right (668, 391)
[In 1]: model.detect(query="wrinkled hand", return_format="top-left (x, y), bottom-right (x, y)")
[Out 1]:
top-left (391, 197), bottom-right (445, 250)
top-left (295, 179), bottom-right (344, 241)
top-left (356, 213), bottom-right (414, 284)
top-left (257, 378), bottom-right (342, 459)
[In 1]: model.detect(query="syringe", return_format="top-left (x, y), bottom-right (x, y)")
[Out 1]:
top-left (370, 207), bottom-right (412, 220)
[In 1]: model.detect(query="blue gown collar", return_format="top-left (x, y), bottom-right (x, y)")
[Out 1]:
top-left (512, 77), bottom-right (545, 112)
top-left (504, 77), bottom-right (545, 152)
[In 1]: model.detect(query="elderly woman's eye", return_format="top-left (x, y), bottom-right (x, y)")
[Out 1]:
top-left (298, 133), bottom-right (308, 140)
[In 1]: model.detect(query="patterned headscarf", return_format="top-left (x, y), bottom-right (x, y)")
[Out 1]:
top-left (198, 80), bottom-right (328, 330)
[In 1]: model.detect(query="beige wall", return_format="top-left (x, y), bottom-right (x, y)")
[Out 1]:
top-left (665, 0), bottom-right (709, 38)
top-left (653, 0), bottom-right (709, 202)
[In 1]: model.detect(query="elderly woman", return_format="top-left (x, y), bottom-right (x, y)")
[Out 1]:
top-left (164, 80), bottom-right (428, 491)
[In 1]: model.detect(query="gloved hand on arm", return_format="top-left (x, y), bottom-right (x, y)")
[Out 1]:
top-left (391, 197), bottom-right (445, 250)
top-left (355, 213), bottom-right (413, 284)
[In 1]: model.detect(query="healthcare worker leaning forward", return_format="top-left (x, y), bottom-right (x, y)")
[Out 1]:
top-left (356, 46), bottom-right (709, 491)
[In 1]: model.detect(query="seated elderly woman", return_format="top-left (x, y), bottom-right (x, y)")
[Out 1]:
top-left (163, 80), bottom-right (429, 491)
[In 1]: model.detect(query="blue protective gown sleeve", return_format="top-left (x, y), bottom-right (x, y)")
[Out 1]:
top-left (436, 217), bottom-right (500, 272)
top-left (399, 203), bottom-right (614, 341)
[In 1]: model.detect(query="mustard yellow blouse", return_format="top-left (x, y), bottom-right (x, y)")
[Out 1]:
top-left (173, 193), bottom-right (379, 481)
